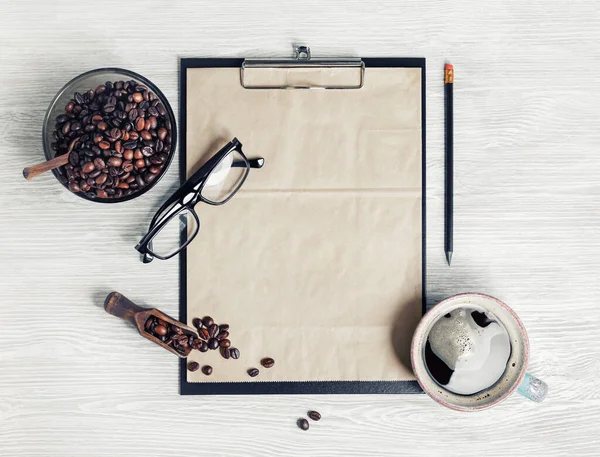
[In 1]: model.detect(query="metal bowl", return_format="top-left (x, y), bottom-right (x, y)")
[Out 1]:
top-left (42, 68), bottom-right (177, 203)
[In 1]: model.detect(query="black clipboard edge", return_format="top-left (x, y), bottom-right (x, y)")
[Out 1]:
top-left (179, 57), bottom-right (426, 395)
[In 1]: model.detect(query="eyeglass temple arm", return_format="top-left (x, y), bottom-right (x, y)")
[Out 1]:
top-left (234, 157), bottom-right (264, 169)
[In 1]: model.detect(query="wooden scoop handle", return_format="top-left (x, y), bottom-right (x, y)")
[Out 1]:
top-left (23, 153), bottom-right (70, 180)
top-left (104, 292), bottom-right (146, 326)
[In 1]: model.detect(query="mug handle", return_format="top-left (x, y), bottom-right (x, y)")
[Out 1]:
top-left (516, 372), bottom-right (548, 402)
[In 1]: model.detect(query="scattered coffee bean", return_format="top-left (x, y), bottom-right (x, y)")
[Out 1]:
top-left (202, 316), bottom-right (214, 327)
top-left (198, 328), bottom-right (210, 341)
top-left (216, 330), bottom-right (229, 340)
top-left (187, 361), bottom-right (200, 372)
top-left (199, 342), bottom-right (209, 352)
top-left (261, 357), bottom-right (275, 368)
top-left (208, 338), bottom-right (219, 350)
top-left (202, 365), bottom-right (213, 376)
top-left (218, 339), bottom-right (230, 348)
top-left (219, 323), bottom-right (230, 332)
top-left (307, 411), bottom-right (321, 421)
top-left (192, 317), bottom-right (202, 329)
top-left (230, 348), bottom-right (240, 359)
top-left (220, 347), bottom-right (231, 359)
top-left (297, 418), bottom-right (309, 431)
top-left (247, 368), bottom-right (259, 377)
top-left (52, 79), bottom-right (173, 199)
top-left (208, 324), bottom-right (219, 338)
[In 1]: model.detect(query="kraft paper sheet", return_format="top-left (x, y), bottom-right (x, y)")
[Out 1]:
top-left (184, 66), bottom-right (423, 383)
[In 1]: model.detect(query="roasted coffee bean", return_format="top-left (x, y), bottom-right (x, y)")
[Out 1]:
top-left (97, 121), bottom-right (108, 131)
top-left (93, 158), bottom-right (106, 169)
top-left (65, 101), bottom-right (75, 113)
top-left (144, 317), bottom-right (153, 331)
top-left (123, 149), bottom-right (134, 161)
top-left (202, 316), bottom-right (214, 327)
top-left (69, 181), bottom-right (80, 192)
top-left (157, 127), bottom-right (168, 141)
top-left (156, 103), bottom-right (166, 116)
top-left (98, 141), bottom-right (110, 150)
top-left (141, 146), bottom-right (154, 157)
top-left (154, 324), bottom-right (167, 336)
top-left (96, 170), bottom-right (108, 186)
top-left (219, 339), bottom-right (231, 348)
top-left (208, 338), bottom-right (219, 350)
top-left (135, 174), bottom-right (145, 187)
top-left (69, 152), bottom-right (79, 166)
top-left (123, 140), bottom-right (137, 149)
top-left (198, 328), bottom-right (210, 341)
top-left (201, 365), bottom-right (213, 376)
top-left (261, 357), bottom-right (275, 368)
top-left (307, 411), bottom-right (321, 421)
top-left (132, 92), bottom-right (143, 103)
top-left (220, 347), bottom-right (231, 359)
top-left (96, 189), bottom-right (108, 198)
top-left (187, 361), bottom-right (200, 372)
top-left (62, 122), bottom-right (71, 134)
top-left (135, 117), bottom-right (145, 131)
top-left (82, 162), bottom-right (95, 173)
top-left (247, 368), bottom-right (260, 378)
top-left (192, 317), bottom-right (202, 328)
top-left (71, 121), bottom-right (81, 131)
top-left (216, 330), bottom-right (229, 340)
top-left (122, 161), bottom-right (134, 173)
top-left (230, 348), bottom-right (240, 359)
top-left (199, 342), bottom-right (209, 352)
top-left (108, 157), bottom-right (122, 167)
top-left (208, 324), bottom-right (219, 338)
top-left (140, 130), bottom-right (152, 141)
top-left (89, 169), bottom-right (101, 179)
top-left (297, 418), bottom-right (309, 431)
top-left (219, 323), bottom-right (230, 332)
top-left (134, 159), bottom-right (146, 169)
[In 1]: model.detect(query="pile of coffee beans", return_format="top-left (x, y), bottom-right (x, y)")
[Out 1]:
top-left (52, 79), bottom-right (173, 200)
top-left (297, 410), bottom-right (321, 431)
top-left (144, 316), bottom-right (196, 356)
top-left (191, 316), bottom-right (239, 360)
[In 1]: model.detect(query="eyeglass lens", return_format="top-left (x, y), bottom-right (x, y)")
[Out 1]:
top-left (201, 149), bottom-right (248, 203)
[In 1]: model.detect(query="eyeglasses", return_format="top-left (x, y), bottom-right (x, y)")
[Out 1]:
top-left (135, 138), bottom-right (264, 262)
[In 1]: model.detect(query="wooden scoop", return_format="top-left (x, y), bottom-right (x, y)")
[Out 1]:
top-left (104, 292), bottom-right (197, 358)
top-left (22, 137), bottom-right (79, 180)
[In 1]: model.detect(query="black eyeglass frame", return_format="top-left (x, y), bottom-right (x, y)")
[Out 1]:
top-left (135, 137), bottom-right (264, 261)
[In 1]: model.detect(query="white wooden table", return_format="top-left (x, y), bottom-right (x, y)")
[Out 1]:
top-left (1, 1), bottom-right (599, 455)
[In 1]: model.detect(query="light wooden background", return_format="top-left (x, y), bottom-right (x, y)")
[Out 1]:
top-left (1, 1), bottom-right (599, 456)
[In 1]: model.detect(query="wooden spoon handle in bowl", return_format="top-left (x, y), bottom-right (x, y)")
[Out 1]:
top-left (23, 136), bottom-right (80, 180)
top-left (22, 153), bottom-right (70, 180)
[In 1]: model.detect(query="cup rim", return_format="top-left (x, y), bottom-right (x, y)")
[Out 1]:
top-left (410, 293), bottom-right (530, 411)
top-left (42, 67), bottom-right (177, 204)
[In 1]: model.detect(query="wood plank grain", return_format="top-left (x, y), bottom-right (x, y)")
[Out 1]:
top-left (1, 0), bottom-right (600, 456)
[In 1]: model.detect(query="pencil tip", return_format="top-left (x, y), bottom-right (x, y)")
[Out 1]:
top-left (446, 251), bottom-right (453, 266)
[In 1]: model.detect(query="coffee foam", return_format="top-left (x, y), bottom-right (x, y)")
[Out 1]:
top-left (427, 306), bottom-right (511, 395)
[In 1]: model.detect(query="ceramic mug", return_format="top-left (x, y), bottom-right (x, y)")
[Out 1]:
top-left (411, 293), bottom-right (547, 411)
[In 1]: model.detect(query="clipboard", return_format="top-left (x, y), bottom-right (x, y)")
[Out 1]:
top-left (179, 48), bottom-right (426, 395)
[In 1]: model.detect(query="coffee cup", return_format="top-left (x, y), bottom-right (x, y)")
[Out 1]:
top-left (411, 293), bottom-right (547, 411)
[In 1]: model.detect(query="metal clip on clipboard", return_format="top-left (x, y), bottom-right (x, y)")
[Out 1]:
top-left (241, 46), bottom-right (365, 90)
